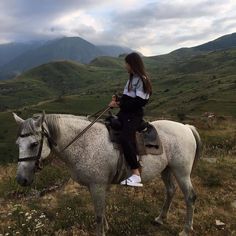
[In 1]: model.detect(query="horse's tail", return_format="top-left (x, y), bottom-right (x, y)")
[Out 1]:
top-left (186, 125), bottom-right (202, 172)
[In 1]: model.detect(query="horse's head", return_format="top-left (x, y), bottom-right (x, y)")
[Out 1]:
top-left (13, 112), bottom-right (52, 186)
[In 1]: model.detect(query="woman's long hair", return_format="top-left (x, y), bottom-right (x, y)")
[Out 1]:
top-left (125, 52), bottom-right (152, 95)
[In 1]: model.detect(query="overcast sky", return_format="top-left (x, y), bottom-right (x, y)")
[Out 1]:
top-left (0, 0), bottom-right (236, 56)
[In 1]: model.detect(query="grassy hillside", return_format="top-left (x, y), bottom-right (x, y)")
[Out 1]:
top-left (146, 48), bottom-right (236, 117)
top-left (0, 60), bottom-right (125, 111)
top-left (1, 48), bottom-right (236, 117)
top-left (0, 119), bottom-right (235, 235)
top-left (0, 49), bottom-right (236, 235)
top-left (0, 48), bottom-right (236, 164)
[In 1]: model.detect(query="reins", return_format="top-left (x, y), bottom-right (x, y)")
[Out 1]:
top-left (17, 106), bottom-right (111, 168)
top-left (60, 106), bottom-right (111, 152)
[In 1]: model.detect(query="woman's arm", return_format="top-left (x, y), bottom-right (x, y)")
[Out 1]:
top-left (119, 94), bottom-right (148, 112)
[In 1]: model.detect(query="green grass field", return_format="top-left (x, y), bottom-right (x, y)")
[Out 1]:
top-left (0, 48), bottom-right (236, 235)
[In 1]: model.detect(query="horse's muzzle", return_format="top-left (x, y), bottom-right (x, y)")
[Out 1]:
top-left (16, 175), bottom-right (32, 186)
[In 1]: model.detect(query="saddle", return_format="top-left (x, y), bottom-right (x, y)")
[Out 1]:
top-left (105, 116), bottom-right (163, 156)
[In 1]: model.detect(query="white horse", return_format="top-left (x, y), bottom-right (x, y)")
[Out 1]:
top-left (13, 112), bottom-right (201, 236)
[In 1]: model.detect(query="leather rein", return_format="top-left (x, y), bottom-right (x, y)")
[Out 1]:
top-left (17, 107), bottom-right (111, 170)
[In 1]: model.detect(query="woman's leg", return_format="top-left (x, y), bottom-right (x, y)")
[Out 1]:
top-left (119, 114), bottom-right (142, 172)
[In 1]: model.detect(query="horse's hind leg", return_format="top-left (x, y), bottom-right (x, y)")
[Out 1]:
top-left (155, 166), bottom-right (177, 225)
top-left (175, 174), bottom-right (196, 236)
top-left (89, 184), bottom-right (108, 236)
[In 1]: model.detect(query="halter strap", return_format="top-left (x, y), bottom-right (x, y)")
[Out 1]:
top-left (17, 125), bottom-right (57, 169)
top-left (19, 133), bottom-right (36, 138)
top-left (17, 107), bottom-right (110, 166)
top-left (17, 127), bottom-right (45, 165)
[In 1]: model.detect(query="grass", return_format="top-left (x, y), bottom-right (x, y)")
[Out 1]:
top-left (1, 48), bottom-right (236, 117)
top-left (0, 49), bottom-right (236, 234)
top-left (0, 118), bottom-right (235, 235)
top-left (0, 158), bottom-right (235, 235)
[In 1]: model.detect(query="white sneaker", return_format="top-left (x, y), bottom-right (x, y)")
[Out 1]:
top-left (120, 174), bottom-right (143, 187)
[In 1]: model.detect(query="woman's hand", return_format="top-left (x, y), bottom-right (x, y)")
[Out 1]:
top-left (109, 100), bottom-right (119, 108)
top-left (108, 95), bottom-right (120, 108)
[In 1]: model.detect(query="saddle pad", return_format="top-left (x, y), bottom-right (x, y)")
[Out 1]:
top-left (135, 124), bottom-right (163, 155)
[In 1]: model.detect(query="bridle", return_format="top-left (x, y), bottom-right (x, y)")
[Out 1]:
top-left (17, 107), bottom-right (110, 171)
top-left (17, 124), bottom-right (57, 171)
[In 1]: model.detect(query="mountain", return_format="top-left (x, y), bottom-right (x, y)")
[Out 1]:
top-left (1, 47), bottom-right (235, 117)
top-left (0, 37), bottom-right (133, 80)
top-left (151, 32), bottom-right (236, 62)
top-left (97, 45), bottom-right (132, 57)
top-left (194, 32), bottom-right (236, 52)
top-left (0, 41), bottom-right (43, 66)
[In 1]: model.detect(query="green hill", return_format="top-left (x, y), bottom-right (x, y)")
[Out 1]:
top-left (0, 48), bottom-right (236, 164)
top-left (0, 60), bottom-right (126, 111)
top-left (147, 48), bottom-right (236, 117)
top-left (0, 48), bottom-right (236, 117)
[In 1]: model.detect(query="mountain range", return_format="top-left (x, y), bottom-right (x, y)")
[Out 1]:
top-left (0, 37), bottom-right (132, 80)
top-left (0, 32), bottom-right (235, 117)
top-left (151, 32), bottom-right (236, 62)
top-left (1, 33), bottom-right (236, 81)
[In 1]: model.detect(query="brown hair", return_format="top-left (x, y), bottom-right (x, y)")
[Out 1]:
top-left (125, 52), bottom-right (152, 95)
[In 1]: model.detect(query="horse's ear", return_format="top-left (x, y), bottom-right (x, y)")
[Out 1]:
top-left (13, 113), bottom-right (24, 125)
top-left (35, 111), bottom-right (45, 127)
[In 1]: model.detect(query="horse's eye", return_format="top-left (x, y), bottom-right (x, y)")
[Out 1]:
top-left (31, 142), bottom-right (39, 148)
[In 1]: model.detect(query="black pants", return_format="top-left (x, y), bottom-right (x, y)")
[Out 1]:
top-left (118, 112), bottom-right (142, 169)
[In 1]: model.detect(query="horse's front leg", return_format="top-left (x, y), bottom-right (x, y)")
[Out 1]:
top-left (89, 183), bottom-right (108, 236)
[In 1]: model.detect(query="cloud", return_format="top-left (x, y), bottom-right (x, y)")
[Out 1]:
top-left (99, 0), bottom-right (236, 54)
top-left (0, 0), bottom-right (236, 55)
top-left (0, 0), bottom-right (107, 41)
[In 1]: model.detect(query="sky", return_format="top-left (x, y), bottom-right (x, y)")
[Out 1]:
top-left (0, 0), bottom-right (236, 56)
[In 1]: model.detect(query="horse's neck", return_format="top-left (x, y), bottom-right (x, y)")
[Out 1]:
top-left (47, 114), bottom-right (104, 149)
top-left (59, 115), bottom-right (91, 132)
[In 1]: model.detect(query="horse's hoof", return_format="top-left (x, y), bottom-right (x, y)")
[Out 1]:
top-left (179, 230), bottom-right (189, 236)
top-left (179, 226), bottom-right (194, 236)
top-left (153, 217), bottom-right (164, 225)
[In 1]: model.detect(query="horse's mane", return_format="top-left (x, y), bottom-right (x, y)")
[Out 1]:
top-left (18, 113), bottom-right (101, 140)
top-left (45, 114), bottom-right (62, 141)
top-left (45, 114), bottom-right (104, 140)
top-left (17, 118), bottom-right (36, 137)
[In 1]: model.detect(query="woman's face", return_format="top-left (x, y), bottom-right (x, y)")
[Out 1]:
top-left (125, 62), bottom-right (132, 74)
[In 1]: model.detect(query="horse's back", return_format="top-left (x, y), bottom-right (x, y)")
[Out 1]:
top-left (150, 120), bottom-right (197, 171)
top-left (151, 119), bottom-right (195, 142)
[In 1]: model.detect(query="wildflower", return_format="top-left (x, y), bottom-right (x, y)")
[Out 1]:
top-left (26, 215), bottom-right (32, 221)
top-left (39, 214), bottom-right (46, 219)
top-left (36, 222), bottom-right (44, 229)
top-left (25, 212), bottom-right (30, 217)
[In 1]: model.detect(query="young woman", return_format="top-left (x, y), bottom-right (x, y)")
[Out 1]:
top-left (109, 52), bottom-right (152, 187)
